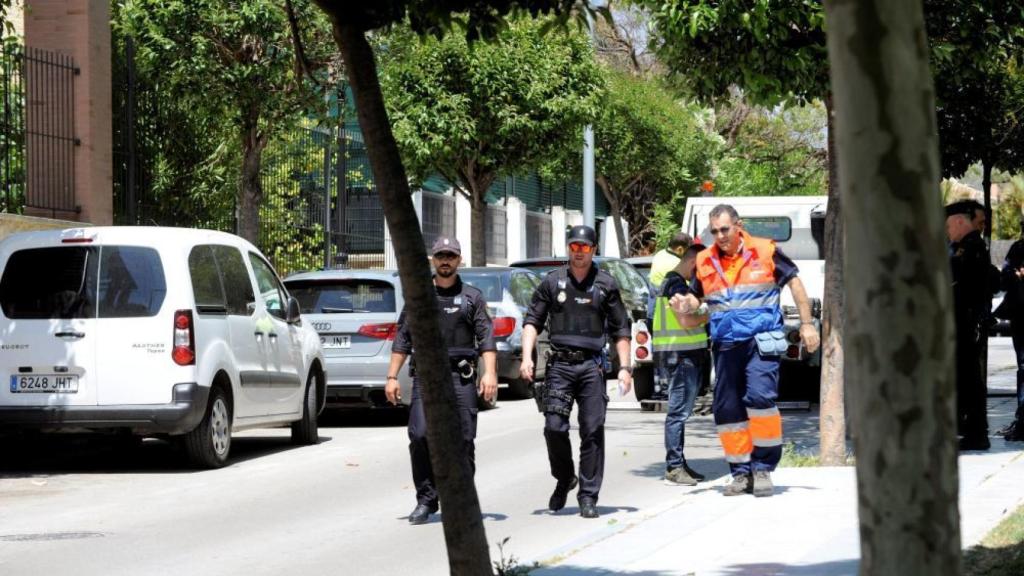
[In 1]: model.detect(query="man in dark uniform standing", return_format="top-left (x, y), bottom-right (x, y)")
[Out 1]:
top-left (946, 201), bottom-right (992, 451)
top-left (385, 236), bottom-right (498, 524)
top-left (519, 225), bottom-right (632, 519)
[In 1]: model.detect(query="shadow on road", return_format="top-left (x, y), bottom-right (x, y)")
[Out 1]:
top-left (0, 431), bottom-right (330, 476)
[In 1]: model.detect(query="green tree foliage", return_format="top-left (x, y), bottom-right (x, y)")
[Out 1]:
top-left (714, 102), bottom-right (827, 198)
top-left (116, 0), bottom-right (335, 243)
top-left (378, 16), bottom-right (603, 265)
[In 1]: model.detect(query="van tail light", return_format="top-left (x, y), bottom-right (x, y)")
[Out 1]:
top-left (786, 345), bottom-right (800, 359)
top-left (635, 330), bottom-right (650, 345)
top-left (172, 310), bottom-right (196, 365)
top-left (492, 317), bottom-right (516, 338)
top-left (635, 346), bottom-right (650, 360)
top-left (359, 323), bottom-right (397, 340)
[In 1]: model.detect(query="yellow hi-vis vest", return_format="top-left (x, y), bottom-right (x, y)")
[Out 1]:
top-left (652, 295), bottom-right (708, 353)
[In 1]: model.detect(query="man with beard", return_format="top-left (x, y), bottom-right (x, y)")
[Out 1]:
top-left (519, 225), bottom-right (632, 519)
top-left (385, 236), bottom-right (498, 524)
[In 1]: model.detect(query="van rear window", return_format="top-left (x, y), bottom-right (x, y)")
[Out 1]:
top-left (286, 279), bottom-right (396, 314)
top-left (0, 246), bottom-right (166, 319)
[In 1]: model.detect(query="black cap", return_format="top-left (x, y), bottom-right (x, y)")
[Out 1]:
top-left (945, 200), bottom-right (983, 218)
top-left (567, 225), bottom-right (597, 246)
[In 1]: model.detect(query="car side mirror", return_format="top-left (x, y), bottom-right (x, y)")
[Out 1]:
top-left (286, 296), bottom-right (302, 324)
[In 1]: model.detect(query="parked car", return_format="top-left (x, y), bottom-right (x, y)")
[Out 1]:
top-left (283, 269), bottom-right (413, 410)
top-left (459, 267), bottom-right (550, 399)
top-left (625, 255), bottom-right (653, 284)
top-left (509, 256), bottom-right (657, 400)
top-left (0, 226), bottom-right (326, 468)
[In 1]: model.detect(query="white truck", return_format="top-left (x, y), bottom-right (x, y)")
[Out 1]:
top-left (681, 196), bottom-right (827, 406)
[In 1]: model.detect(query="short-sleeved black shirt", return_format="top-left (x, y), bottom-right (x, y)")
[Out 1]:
top-left (523, 264), bottom-right (631, 349)
top-left (392, 276), bottom-right (496, 357)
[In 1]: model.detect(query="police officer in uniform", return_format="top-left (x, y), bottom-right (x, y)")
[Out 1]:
top-left (946, 201), bottom-right (992, 450)
top-left (385, 236), bottom-right (498, 524)
top-left (519, 225), bottom-right (632, 519)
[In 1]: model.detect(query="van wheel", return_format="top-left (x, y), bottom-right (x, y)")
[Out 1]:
top-left (633, 365), bottom-right (655, 402)
top-left (184, 387), bottom-right (231, 469)
top-left (291, 372), bottom-right (320, 445)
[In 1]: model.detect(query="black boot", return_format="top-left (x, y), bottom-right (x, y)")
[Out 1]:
top-left (579, 497), bottom-right (599, 519)
top-left (408, 503), bottom-right (438, 525)
top-left (548, 476), bottom-right (578, 512)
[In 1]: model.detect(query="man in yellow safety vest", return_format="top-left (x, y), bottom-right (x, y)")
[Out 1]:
top-left (653, 244), bottom-right (708, 485)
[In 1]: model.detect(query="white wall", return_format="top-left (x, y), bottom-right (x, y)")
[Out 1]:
top-left (506, 197), bottom-right (527, 263)
top-left (455, 192), bottom-right (473, 264)
top-left (600, 218), bottom-right (629, 258)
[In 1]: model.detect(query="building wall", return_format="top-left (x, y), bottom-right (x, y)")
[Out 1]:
top-left (23, 0), bottom-right (112, 225)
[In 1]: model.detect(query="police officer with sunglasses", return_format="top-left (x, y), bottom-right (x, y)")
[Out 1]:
top-left (519, 225), bottom-right (632, 519)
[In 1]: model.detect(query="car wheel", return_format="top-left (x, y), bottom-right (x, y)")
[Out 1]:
top-left (291, 371), bottom-right (320, 446)
top-left (633, 365), bottom-right (655, 402)
top-left (507, 378), bottom-right (533, 399)
top-left (183, 386), bottom-right (231, 469)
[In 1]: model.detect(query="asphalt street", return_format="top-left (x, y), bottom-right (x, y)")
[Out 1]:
top-left (0, 338), bottom-right (1015, 575)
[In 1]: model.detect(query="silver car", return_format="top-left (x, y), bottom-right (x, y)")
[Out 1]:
top-left (459, 267), bottom-right (550, 399)
top-left (284, 270), bottom-right (412, 409)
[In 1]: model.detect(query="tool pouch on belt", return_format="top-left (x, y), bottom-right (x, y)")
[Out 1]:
top-left (754, 330), bottom-right (787, 357)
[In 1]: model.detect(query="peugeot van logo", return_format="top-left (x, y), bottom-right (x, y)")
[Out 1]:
top-left (312, 322), bottom-right (332, 332)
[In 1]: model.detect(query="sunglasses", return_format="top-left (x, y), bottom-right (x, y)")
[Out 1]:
top-left (433, 252), bottom-right (459, 261)
top-left (709, 226), bottom-right (732, 236)
top-left (568, 243), bottom-right (593, 254)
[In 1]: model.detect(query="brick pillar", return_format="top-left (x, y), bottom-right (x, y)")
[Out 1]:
top-left (23, 0), bottom-right (112, 225)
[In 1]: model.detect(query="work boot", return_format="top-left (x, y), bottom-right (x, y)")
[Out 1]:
top-left (408, 503), bottom-right (438, 525)
top-left (722, 473), bottom-right (752, 496)
top-left (548, 476), bottom-right (578, 512)
top-left (752, 470), bottom-right (774, 498)
top-left (663, 467), bottom-right (698, 486)
top-left (682, 461), bottom-right (706, 482)
top-left (579, 498), bottom-right (599, 519)
top-left (1003, 420), bottom-right (1024, 441)
top-left (959, 436), bottom-right (991, 451)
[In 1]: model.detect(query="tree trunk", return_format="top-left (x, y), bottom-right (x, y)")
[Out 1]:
top-left (470, 191), bottom-right (487, 267)
top-left (824, 2), bottom-right (961, 575)
top-left (324, 16), bottom-right (494, 576)
top-left (237, 121), bottom-right (266, 244)
top-left (819, 96), bottom-right (846, 466)
top-left (597, 176), bottom-right (629, 256)
top-left (982, 160), bottom-right (993, 242)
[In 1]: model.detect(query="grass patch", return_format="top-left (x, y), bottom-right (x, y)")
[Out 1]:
top-left (964, 503), bottom-right (1024, 576)
top-left (778, 443), bottom-right (855, 467)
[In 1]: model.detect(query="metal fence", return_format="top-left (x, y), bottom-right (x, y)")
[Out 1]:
top-left (526, 211), bottom-right (552, 258)
top-left (1, 42), bottom-right (79, 216)
top-left (485, 203), bottom-right (507, 265)
top-left (421, 190), bottom-right (456, 253)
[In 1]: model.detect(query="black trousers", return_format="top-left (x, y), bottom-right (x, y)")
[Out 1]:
top-left (956, 329), bottom-right (988, 440)
top-left (543, 358), bottom-right (608, 502)
top-left (1011, 320), bottom-right (1024, 420)
top-left (407, 371), bottom-right (479, 507)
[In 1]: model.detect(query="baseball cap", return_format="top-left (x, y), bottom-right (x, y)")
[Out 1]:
top-left (431, 236), bottom-right (461, 256)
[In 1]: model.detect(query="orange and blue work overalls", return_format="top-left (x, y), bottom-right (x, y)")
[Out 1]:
top-left (695, 231), bottom-right (785, 475)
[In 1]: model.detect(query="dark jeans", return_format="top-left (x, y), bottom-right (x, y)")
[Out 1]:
top-left (407, 371), bottom-right (479, 507)
top-left (663, 352), bottom-right (702, 470)
top-left (543, 358), bottom-right (608, 502)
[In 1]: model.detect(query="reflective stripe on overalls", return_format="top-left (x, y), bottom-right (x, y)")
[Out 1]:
top-left (652, 296), bottom-right (707, 353)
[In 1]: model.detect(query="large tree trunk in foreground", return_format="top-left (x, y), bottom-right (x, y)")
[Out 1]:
top-left (824, 2), bottom-right (961, 574)
top-left (237, 121), bottom-right (266, 244)
top-left (819, 96), bottom-right (846, 466)
top-left (324, 15), bottom-right (493, 575)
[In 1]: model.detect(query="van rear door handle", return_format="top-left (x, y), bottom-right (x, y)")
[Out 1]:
top-left (55, 331), bottom-right (85, 339)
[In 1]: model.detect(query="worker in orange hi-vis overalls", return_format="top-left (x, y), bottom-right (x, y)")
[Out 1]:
top-left (671, 204), bottom-right (820, 497)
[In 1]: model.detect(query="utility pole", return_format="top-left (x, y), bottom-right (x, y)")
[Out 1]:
top-left (582, 7), bottom-right (596, 229)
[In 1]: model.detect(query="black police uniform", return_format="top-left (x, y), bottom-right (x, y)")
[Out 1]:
top-left (392, 276), bottom-right (495, 510)
top-left (950, 229), bottom-right (991, 446)
top-left (523, 264), bottom-right (630, 506)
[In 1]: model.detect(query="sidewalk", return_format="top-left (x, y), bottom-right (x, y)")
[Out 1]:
top-left (530, 340), bottom-right (1024, 576)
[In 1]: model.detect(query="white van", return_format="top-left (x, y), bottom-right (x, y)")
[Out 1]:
top-left (0, 227), bottom-right (326, 467)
